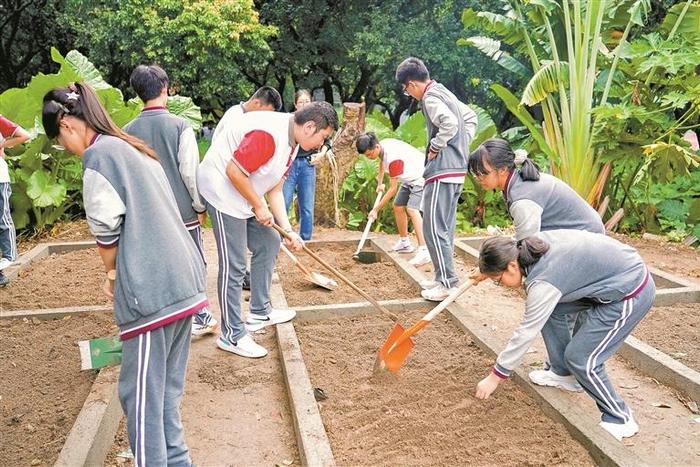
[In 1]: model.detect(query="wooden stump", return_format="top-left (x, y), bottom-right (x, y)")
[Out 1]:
top-left (315, 102), bottom-right (366, 228)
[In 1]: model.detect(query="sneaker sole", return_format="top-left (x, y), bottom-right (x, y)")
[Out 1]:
top-left (529, 378), bottom-right (583, 392)
top-left (246, 313), bottom-right (296, 329)
top-left (421, 291), bottom-right (449, 302)
top-left (410, 259), bottom-right (432, 267)
top-left (192, 325), bottom-right (217, 336)
top-left (216, 340), bottom-right (268, 358)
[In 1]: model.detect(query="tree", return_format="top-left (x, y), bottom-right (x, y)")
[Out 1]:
top-left (0, 0), bottom-right (75, 91)
top-left (64, 0), bottom-right (275, 114)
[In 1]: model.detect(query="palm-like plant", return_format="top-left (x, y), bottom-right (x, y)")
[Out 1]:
top-left (460, 0), bottom-right (700, 205)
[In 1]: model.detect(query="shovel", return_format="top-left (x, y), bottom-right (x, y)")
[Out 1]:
top-left (353, 191), bottom-right (383, 262)
top-left (280, 243), bottom-right (338, 290)
top-left (273, 224), bottom-right (399, 323)
top-left (377, 280), bottom-right (475, 373)
top-left (78, 336), bottom-right (122, 370)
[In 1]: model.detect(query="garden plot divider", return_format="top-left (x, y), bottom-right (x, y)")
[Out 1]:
top-left (272, 237), bottom-right (645, 467)
top-left (456, 236), bottom-right (700, 404)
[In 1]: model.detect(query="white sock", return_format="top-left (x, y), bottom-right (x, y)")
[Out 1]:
top-left (400, 237), bottom-right (409, 243)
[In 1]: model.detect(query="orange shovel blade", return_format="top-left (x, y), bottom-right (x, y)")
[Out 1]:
top-left (378, 323), bottom-right (414, 373)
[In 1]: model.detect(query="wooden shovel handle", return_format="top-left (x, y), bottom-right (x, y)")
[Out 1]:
top-left (354, 191), bottom-right (384, 255)
top-left (280, 244), bottom-right (313, 277)
top-left (273, 224), bottom-right (399, 322)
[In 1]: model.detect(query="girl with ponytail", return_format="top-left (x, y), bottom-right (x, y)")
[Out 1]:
top-left (43, 83), bottom-right (208, 466)
top-left (467, 138), bottom-right (604, 241)
top-left (474, 230), bottom-right (655, 443)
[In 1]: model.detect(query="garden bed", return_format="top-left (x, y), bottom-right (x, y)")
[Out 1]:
top-left (276, 243), bottom-right (418, 306)
top-left (633, 302), bottom-right (700, 372)
top-left (295, 312), bottom-right (593, 466)
top-left (0, 312), bottom-right (117, 466)
top-left (1, 248), bottom-right (108, 310)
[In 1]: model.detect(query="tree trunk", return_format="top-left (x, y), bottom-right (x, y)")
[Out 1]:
top-left (315, 101), bottom-right (366, 227)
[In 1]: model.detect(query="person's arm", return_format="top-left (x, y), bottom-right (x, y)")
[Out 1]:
top-left (83, 168), bottom-right (125, 298)
top-left (423, 95), bottom-right (458, 159)
top-left (475, 281), bottom-right (561, 399)
top-left (509, 199), bottom-right (544, 241)
top-left (376, 160), bottom-right (386, 193)
top-left (177, 126), bottom-right (207, 219)
top-left (369, 177), bottom-right (399, 220)
top-left (268, 178), bottom-right (303, 251)
top-left (0, 127), bottom-right (30, 149)
top-left (225, 130), bottom-right (276, 226)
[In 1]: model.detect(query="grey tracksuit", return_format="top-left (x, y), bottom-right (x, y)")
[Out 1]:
top-left (421, 81), bottom-right (477, 288)
top-left (125, 108), bottom-right (213, 324)
top-left (82, 134), bottom-right (207, 466)
top-left (492, 230), bottom-right (655, 424)
top-left (505, 171), bottom-right (605, 240)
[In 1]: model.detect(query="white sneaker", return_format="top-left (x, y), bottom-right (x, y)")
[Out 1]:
top-left (419, 279), bottom-right (439, 290)
top-left (528, 369), bottom-right (583, 392)
top-left (392, 239), bottom-right (415, 254)
top-left (192, 317), bottom-right (218, 336)
top-left (0, 258), bottom-right (13, 271)
top-left (599, 417), bottom-right (639, 442)
top-left (246, 308), bottom-right (297, 330)
top-left (421, 284), bottom-right (457, 302)
top-left (409, 247), bottom-right (431, 267)
top-left (216, 335), bottom-right (268, 358)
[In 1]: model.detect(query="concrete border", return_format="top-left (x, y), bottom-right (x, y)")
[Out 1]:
top-left (5, 240), bottom-right (96, 281)
top-left (0, 304), bottom-right (112, 320)
top-left (293, 298), bottom-right (430, 322)
top-left (372, 236), bottom-right (646, 467)
top-left (271, 275), bottom-right (336, 467)
top-left (55, 366), bottom-right (122, 467)
top-left (452, 239), bottom-right (700, 403)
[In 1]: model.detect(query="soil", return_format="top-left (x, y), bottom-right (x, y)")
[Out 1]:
top-left (276, 244), bottom-right (418, 306)
top-left (0, 312), bottom-right (117, 466)
top-left (613, 233), bottom-right (700, 283)
top-left (17, 220), bottom-right (93, 254)
top-left (633, 303), bottom-right (700, 372)
top-left (295, 313), bottom-right (594, 466)
top-left (1, 248), bottom-right (108, 311)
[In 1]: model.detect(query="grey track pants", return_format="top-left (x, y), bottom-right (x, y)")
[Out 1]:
top-left (0, 182), bottom-right (16, 261)
top-left (119, 318), bottom-right (193, 467)
top-left (188, 224), bottom-right (213, 324)
top-left (541, 276), bottom-right (656, 423)
top-left (422, 180), bottom-right (461, 288)
top-left (208, 205), bottom-right (280, 342)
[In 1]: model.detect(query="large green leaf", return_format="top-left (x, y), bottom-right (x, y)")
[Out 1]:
top-left (490, 84), bottom-right (558, 162)
top-left (51, 48), bottom-right (111, 91)
top-left (26, 170), bottom-right (67, 208)
top-left (459, 36), bottom-right (530, 78)
top-left (521, 60), bottom-right (569, 106)
top-left (661, 2), bottom-right (700, 37)
top-left (167, 95), bottom-right (203, 131)
top-left (470, 104), bottom-right (497, 150)
top-left (396, 112), bottom-right (427, 150)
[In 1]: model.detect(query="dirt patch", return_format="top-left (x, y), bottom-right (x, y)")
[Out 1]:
top-left (296, 313), bottom-right (593, 466)
top-left (1, 248), bottom-right (108, 311)
top-left (613, 233), bottom-right (700, 283)
top-left (633, 302), bottom-right (700, 372)
top-left (277, 244), bottom-right (418, 306)
top-left (0, 313), bottom-right (117, 466)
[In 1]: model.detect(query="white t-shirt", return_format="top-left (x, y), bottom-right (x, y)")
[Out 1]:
top-left (198, 111), bottom-right (297, 219)
top-left (380, 138), bottom-right (424, 186)
top-left (211, 103), bottom-right (244, 143)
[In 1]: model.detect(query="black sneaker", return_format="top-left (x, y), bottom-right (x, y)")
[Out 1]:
top-left (0, 271), bottom-right (9, 287)
top-left (242, 270), bottom-right (251, 291)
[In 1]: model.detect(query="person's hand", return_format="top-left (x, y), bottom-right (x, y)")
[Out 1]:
top-left (197, 211), bottom-right (208, 226)
top-left (310, 154), bottom-right (324, 166)
top-left (284, 231), bottom-right (304, 251)
top-left (103, 272), bottom-right (115, 300)
top-left (469, 270), bottom-right (488, 284)
top-left (427, 149), bottom-right (438, 161)
top-left (368, 208), bottom-right (379, 221)
top-left (376, 183), bottom-right (385, 194)
top-left (0, 136), bottom-right (5, 149)
top-left (253, 203), bottom-right (274, 227)
top-left (475, 372), bottom-right (502, 400)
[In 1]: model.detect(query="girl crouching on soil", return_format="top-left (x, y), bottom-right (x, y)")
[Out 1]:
top-left (43, 83), bottom-right (207, 467)
top-left (474, 230), bottom-right (655, 442)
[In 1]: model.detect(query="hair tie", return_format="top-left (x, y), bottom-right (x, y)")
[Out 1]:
top-left (513, 148), bottom-right (528, 165)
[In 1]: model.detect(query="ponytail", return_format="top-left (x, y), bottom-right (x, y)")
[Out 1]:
top-left (42, 82), bottom-right (158, 160)
top-left (468, 138), bottom-right (540, 181)
top-left (479, 235), bottom-right (549, 275)
top-left (356, 132), bottom-right (379, 154)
